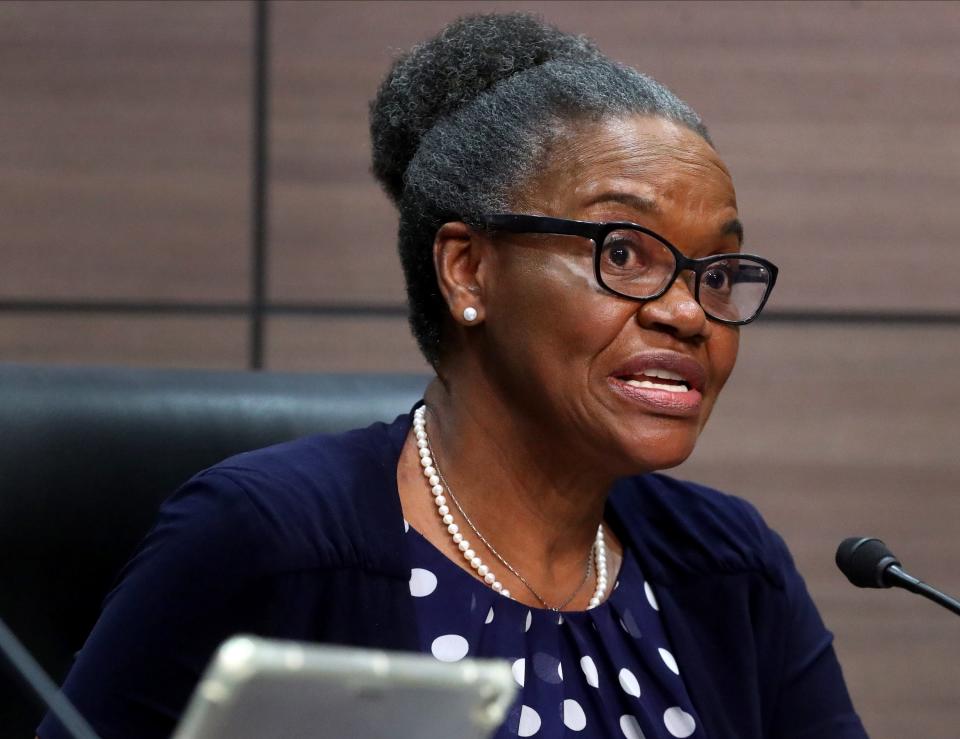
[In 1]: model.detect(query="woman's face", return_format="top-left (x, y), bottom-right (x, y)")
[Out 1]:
top-left (476, 115), bottom-right (741, 475)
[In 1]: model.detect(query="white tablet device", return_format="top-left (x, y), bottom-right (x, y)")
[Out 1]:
top-left (171, 636), bottom-right (517, 739)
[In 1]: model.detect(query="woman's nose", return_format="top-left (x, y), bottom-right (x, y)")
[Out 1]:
top-left (635, 274), bottom-right (708, 339)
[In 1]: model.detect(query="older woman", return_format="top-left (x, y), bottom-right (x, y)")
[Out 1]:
top-left (39, 13), bottom-right (867, 739)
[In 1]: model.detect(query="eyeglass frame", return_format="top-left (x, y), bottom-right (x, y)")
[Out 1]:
top-left (475, 213), bottom-right (779, 325)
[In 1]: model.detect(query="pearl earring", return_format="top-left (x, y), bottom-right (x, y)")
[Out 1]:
top-left (462, 306), bottom-right (478, 322)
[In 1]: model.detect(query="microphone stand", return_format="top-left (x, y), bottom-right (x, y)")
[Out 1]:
top-left (886, 565), bottom-right (960, 618)
top-left (0, 616), bottom-right (100, 739)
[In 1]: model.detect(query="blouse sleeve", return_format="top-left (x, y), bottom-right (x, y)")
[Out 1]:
top-left (37, 471), bottom-right (271, 739)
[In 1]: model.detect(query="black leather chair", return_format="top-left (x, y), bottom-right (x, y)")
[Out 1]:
top-left (0, 363), bottom-right (428, 738)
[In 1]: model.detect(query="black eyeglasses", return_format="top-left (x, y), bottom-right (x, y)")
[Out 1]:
top-left (478, 213), bottom-right (779, 325)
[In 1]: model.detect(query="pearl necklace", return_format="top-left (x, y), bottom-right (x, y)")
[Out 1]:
top-left (413, 406), bottom-right (609, 610)
top-left (438, 464), bottom-right (598, 610)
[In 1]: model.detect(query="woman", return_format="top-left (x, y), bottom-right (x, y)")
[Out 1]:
top-left (39, 13), bottom-right (867, 739)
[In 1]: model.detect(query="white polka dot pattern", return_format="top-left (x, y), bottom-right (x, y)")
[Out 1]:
top-left (408, 568), bottom-right (437, 597)
top-left (563, 699), bottom-right (587, 731)
top-left (580, 655), bottom-right (599, 688)
top-left (644, 581), bottom-right (659, 611)
top-left (659, 648), bottom-right (679, 675)
top-left (619, 714), bottom-right (646, 739)
top-left (517, 705), bottom-right (541, 736)
top-left (430, 634), bottom-right (468, 662)
top-left (663, 707), bottom-right (696, 738)
top-left (618, 667), bottom-right (641, 697)
top-left (405, 527), bottom-right (701, 739)
top-left (511, 657), bottom-right (526, 687)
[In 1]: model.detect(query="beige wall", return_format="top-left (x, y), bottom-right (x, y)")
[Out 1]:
top-left (2, 2), bottom-right (959, 737)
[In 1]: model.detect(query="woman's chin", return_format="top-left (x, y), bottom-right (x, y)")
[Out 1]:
top-left (645, 448), bottom-right (695, 472)
top-left (613, 428), bottom-right (700, 476)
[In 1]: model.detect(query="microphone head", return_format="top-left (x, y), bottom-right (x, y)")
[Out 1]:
top-left (836, 537), bottom-right (902, 589)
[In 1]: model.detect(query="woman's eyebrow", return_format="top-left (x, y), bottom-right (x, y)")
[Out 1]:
top-left (584, 191), bottom-right (661, 215)
top-left (586, 192), bottom-right (743, 244)
top-left (721, 218), bottom-right (744, 245)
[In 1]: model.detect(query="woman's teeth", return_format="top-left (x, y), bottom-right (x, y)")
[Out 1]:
top-left (625, 379), bottom-right (689, 393)
top-left (622, 369), bottom-right (690, 393)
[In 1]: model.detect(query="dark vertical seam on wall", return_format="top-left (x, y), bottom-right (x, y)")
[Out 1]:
top-left (250, 0), bottom-right (270, 370)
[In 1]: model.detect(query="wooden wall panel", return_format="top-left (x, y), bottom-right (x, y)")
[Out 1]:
top-left (269, 0), bottom-right (960, 312)
top-left (0, 1), bottom-right (251, 302)
top-left (675, 324), bottom-right (960, 738)
top-left (269, 2), bottom-right (406, 305)
top-left (0, 314), bottom-right (248, 369)
top-left (265, 315), bottom-right (429, 373)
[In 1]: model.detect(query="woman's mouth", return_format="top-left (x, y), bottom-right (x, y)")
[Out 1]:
top-left (607, 354), bottom-right (706, 417)
top-left (620, 368), bottom-right (690, 393)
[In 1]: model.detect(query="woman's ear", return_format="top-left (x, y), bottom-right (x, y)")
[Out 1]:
top-left (433, 221), bottom-right (488, 325)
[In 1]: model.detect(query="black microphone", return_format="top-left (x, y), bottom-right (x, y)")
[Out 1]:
top-left (836, 536), bottom-right (960, 618)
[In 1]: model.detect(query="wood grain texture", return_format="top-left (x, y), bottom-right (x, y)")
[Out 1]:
top-left (265, 314), bottom-right (430, 373)
top-left (0, 1), bottom-right (251, 302)
top-left (0, 314), bottom-right (248, 368)
top-left (269, 0), bottom-right (960, 312)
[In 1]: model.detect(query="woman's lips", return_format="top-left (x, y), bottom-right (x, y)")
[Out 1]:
top-left (607, 352), bottom-right (707, 417)
top-left (607, 376), bottom-right (703, 416)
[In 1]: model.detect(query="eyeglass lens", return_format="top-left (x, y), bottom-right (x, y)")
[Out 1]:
top-left (598, 229), bottom-right (772, 322)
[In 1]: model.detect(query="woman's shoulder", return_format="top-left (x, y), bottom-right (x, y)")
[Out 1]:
top-left (203, 417), bottom-right (402, 499)
top-left (609, 473), bottom-right (792, 588)
top-left (156, 416), bottom-right (409, 574)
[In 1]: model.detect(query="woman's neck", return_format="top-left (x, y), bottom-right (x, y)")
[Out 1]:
top-left (420, 375), bottom-right (616, 577)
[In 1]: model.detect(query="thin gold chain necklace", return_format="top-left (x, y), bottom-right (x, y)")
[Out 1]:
top-left (413, 405), bottom-right (608, 610)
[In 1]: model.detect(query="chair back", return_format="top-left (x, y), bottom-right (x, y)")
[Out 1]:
top-left (0, 363), bottom-right (428, 738)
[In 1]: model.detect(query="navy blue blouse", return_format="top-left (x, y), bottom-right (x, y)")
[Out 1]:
top-left (38, 412), bottom-right (868, 739)
top-left (407, 526), bottom-right (702, 737)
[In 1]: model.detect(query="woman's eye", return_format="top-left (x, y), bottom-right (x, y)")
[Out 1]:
top-left (703, 267), bottom-right (731, 292)
top-left (608, 243), bottom-right (633, 267)
top-left (603, 239), bottom-right (643, 269)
